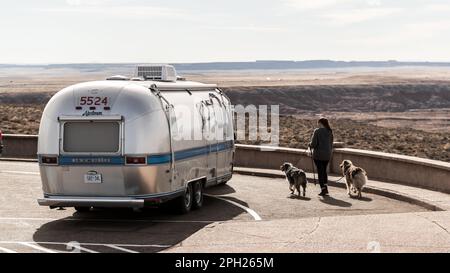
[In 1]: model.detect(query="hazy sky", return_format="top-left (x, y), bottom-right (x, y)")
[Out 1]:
top-left (1, 0), bottom-right (450, 63)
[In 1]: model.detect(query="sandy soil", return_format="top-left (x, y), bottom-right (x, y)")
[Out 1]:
top-left (306, 111), bottom-right (450, 133)
top-left (2, 66), bottom-right (450, 91)
top-left (185, 67), bottom-right (450, 87)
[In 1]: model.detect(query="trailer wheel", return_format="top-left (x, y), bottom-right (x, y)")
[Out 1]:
top-left (172, 183), bottom-right (193, 214)
top-left (192, 181), bottom-right (203, 210)
top-left (218, 178), bottom-right (229, 186)
top-left (74, 206), bottom-right (90, 212)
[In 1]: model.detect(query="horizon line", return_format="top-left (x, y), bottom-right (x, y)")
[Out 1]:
top-left (2, 59), bottom-right (450, 66)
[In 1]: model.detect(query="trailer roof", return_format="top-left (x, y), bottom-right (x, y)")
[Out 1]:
top-left (136, 80), bottom-right (217, 91)
top-left (68, 79), bottom-right (218, 93)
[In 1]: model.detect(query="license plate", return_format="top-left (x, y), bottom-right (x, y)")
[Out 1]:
top-left (84, 173), bottom-right (102, 184)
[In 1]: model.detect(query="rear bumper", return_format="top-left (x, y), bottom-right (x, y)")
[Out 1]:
top-left (38, 190), bottom-right (184, 208)
top-left (38, 196), bottom-right (145, 208)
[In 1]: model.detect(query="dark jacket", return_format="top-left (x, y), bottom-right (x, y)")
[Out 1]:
top-left (309, 127), bottom-right (333, 161)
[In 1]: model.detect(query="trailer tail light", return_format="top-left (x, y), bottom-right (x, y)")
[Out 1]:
top-left (41, 156), bottom-right (58, 165)
top-left (126, 156), bottom-right (146, 165)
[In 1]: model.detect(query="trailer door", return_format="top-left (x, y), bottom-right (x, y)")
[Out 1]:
top-left (168, 105), bottom-right (181, 188)
top-left (212, 100), bottom-right (228, 179)
top-left (205, 102), bottom-right (218, 183)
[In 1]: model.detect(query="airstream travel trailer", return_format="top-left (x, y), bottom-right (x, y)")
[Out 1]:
top-left (37, 65), bottom-right (234, 213)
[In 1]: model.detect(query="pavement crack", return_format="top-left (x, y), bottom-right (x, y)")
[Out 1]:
top-left (415, 213), bottom-right (450, 237)
top-left (306, 217), bottom-right (322, 235)
top-left (431, 220), bottom-right (450, 236)
top-left (225, 227), bottom-right (271, 239)
top-left (284, 217), bottom-right (322, 249)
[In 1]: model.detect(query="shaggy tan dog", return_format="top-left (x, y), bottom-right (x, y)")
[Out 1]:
top-left (340, 160), bottom-right (367, 198)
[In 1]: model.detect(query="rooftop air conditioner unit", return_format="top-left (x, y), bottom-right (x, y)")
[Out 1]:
top-left (135, 64), bottom-right (178, 82)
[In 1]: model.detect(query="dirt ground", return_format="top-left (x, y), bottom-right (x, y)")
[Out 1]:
top-left (184, 67), bottom-right (450, 87)
top-left (237, 115), bottom-right (450, 162)
top-left (0, 104), bottom-right (43, 134)
top-left (1, 104), bottom-right (448, 162)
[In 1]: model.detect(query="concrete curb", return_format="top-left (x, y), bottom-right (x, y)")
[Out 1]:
top-left (234, 168), bottom-right (446, 212)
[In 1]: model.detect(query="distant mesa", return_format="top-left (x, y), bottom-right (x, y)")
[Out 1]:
top-left (2, 60), bottom-right (450, 72)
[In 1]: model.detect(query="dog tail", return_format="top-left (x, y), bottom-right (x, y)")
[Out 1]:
top-left (353, 171), bottom-right (367, 188)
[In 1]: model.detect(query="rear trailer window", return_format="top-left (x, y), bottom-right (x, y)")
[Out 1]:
top-left (63, 122), bottom-right (120, 153)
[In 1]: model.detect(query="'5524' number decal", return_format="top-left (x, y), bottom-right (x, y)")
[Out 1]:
top-left (79, 96), bottom-right (109, 106)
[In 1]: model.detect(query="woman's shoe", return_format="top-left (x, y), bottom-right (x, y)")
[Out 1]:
top-left (318, 188), bottom-right (329, 196)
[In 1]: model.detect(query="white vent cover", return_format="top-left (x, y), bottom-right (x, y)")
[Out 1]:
top-left (135, 64), bottom-right (177, 82)
top-left (106, 75), bottom-right (130, 81)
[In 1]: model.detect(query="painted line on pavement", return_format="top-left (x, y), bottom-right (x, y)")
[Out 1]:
top-left (0, 171), bottom-right (40, 176)
top-left (67, 243), bottom-right (99, 253)
top-left (19, 242), bottom-right (57, 253)
top-left (1, 241), bottom-right (171, 250)
top-left (0, 241), bottom-right (169, 253)
top-left (0, 246), bottom-right (17, 253)
top-left (205, 194), bottom-right (262, 221)
top-left (105, 244), bottom-right (139, 253)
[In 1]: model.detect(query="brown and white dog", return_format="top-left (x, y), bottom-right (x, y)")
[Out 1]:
top-left (280, 162), bottom-right (308, 197)
top-left (340, 160), bottom-right (367, 198)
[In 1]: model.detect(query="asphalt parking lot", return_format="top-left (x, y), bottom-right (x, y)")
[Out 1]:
top-left (0, 160), bottom-right (426, 253)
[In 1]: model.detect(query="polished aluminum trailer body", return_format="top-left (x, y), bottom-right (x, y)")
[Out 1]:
top-left (37, 77), bottom-right (234, 208)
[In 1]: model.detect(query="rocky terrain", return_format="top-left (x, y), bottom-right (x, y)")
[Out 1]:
top-left (222, 84), bottom-right (450, 114)
top-left (236, 115), bottom-right (450, 162)
top-left (0, 104), bottom-right (43, 134)
top-left (3, 103), bottom-right (447, 161)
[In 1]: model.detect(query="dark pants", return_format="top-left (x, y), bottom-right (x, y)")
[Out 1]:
top-left (314, 160), bottom-right (329, 190)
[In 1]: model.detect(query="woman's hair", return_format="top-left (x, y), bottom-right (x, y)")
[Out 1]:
top-left (318, 118), bottom-right (332, 132)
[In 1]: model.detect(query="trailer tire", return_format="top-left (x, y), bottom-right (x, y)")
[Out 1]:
top-left (218, 179), bottom-right (229, 186)
top-left (74, 206), bottom-right (90, 212)
top-left (172, 183), bottom-right (193, 214)
top-left (192, 181), bottom-right (203, 210)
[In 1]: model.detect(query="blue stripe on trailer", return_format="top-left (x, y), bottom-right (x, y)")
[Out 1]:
top-left (175, 146), bottom-right (209, 161)
top-left (46, 141), bottom-right (234, 166)
top-left (58, 156), bottom-right (125, 165)
top-left (217, 141), bottom-right (233, 152)
top-left (147, 154), bottom-right (172, 165)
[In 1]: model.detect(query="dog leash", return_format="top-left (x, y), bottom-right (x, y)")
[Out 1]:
top-left (308, 147), bottom-right (317, 186)
top-left (335, 175), bottom-right (345, 183)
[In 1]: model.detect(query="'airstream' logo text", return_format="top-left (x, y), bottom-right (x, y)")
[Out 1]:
top-left (71, 158), bottom-right (111, 164)
top-left (82, 110), bottom-right (103, 116)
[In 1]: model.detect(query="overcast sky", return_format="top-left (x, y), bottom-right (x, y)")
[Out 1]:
top-left (1, 0), bottom-right (450, 63)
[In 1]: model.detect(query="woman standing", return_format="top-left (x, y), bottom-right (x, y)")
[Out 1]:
top-left (309, 118), bottom-right (334, 196)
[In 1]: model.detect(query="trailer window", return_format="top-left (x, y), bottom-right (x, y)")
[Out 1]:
top-left (63, 122), bottom-right (120, 153)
